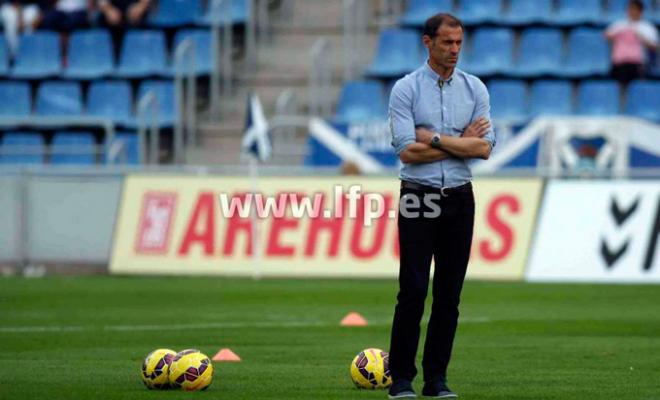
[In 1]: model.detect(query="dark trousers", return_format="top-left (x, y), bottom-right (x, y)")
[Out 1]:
top-left (611, 63), bottom-right (644, 86)
top-left (389, 184), bottom-right (475, 384)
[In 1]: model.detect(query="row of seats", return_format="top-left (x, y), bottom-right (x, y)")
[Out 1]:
top-left (0, 80), bottom-right (176, 127)
top-left (335, 79), bottom-right (660, 123)
top-left (0, 131), bottom-right (139, 165)
top-left (366, 27), bottom-right (657, 79)
top-left (0, 29), bottom-right (212, 79)
top-left (149, 0), bottom-right (248, 27)
top-left (402, 0), bottom-right (660, 27)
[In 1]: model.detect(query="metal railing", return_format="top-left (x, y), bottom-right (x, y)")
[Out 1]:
top-left (343, 0), bottom-right (370, 81)
top-left (309, 38), bottom-right (332, 118)
top-left (209, 0), bottom-right (235, 119)
top-left (136, 92), bottom-right (159, 164)
top-left (174, 38), bottom-right (198, 163)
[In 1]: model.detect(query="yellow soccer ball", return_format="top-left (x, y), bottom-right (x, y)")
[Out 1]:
top-left (350, 348), bottom-right (392, 389)
top-left (141, 348), bottom-right (177, 389)
top-left (168, 349), bottom-right (214, 391)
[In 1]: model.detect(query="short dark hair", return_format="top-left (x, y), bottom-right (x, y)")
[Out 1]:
top-left (423, 13), bottom-right (464, 38)
top-left (629, 0), bottom-right (644, 11)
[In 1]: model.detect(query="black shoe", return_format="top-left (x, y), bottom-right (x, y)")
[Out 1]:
top-left (422, 380), bottom-right (458, 398)
top-left (388, 380), bottom-right (417, 399)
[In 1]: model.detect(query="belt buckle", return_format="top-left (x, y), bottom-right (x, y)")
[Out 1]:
top-left (440, 187), bottom-right (449, 197)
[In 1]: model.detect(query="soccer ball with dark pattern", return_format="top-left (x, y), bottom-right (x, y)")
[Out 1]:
top-left (141, 348), bottom-right (177, 389)
top-left (168, 349), bottom-right (214, 391)
top-left (350, 348), bottom-right (392, 389)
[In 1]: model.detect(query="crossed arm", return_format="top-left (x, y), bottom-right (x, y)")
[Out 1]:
top-left (399, 118), bottom-right (492, 163)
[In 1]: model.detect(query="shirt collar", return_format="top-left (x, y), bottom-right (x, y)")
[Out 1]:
top-left (423, 61), bottom-right (455, 85)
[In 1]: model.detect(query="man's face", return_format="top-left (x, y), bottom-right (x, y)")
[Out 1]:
top-left (424, 25), bottom-right (463, 70)
top-left (628, 4), bottom-right (642, 20)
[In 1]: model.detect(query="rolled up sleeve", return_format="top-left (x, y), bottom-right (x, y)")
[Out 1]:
top-left (473, 79), bottom-right (496, 148)
top-left (389, 81), bottom-right (416, 155)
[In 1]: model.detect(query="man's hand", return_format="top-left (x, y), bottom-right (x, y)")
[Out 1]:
top-left (462, 117), bottom-right (490, 138)
top-left (415, 126), bottom-right (435, 145)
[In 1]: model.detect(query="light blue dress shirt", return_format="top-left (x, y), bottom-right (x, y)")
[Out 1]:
top-left (389, 62), bottom-right (496, 189)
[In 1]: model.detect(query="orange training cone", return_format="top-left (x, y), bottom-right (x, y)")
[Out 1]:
top-left (340, 312), bottom-right (368, 327)
top-left (212, 348), bottom-right (242, 362)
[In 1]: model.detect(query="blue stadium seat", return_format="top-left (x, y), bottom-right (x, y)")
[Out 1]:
top-left (133, 80), bottom-right (177, 127)
top-left (335, 80), bottom-right (386, 123)
top-left (530, 80), bottom-right (573, 116)
top-left (463, 28), bottom-right (513, 76)
top-left (555, 0), bottom-right (603, 26)
top-left (106, 131), bottom-right (141, 164)
top-left (0, 82), bottom-right (31, 117)
top-left (0, 132), bottom-right (44, 164)
top-left (577, 80), bottom-right (620, 115)
top-left (198, 0), bottom-right (248, 25)
top-left (365, 28), bottom-right (423, 79)
top-left (400, 0), bottom-right (454, 27)
top-left (171, 29), bottom-right (212, 75)
top-left (12, 31), bottom-right (61, 78)
top-left (501, 0), bottom-right (552, 25)
top-left (151, 0), bottom-right (203, 27)
top-left (50, 132), bottom-right (96, 165)
top-left (36, 81), bottom-right (83, 117)
top-left (625, 81), bottom-right (660, 121)
top-left (64, 29), bottom-right (114, 79)
top-left (561, 28), bottom-right (610, 78)
top-left (513, 28), bottom-right (563, 77)
top-left (87, 80), bottom-right (133, 125)
top-left (0, 39), bottom-right (8, 76)
top-left (457, 0), bottom-right (502, 25)
top-left (116, 30), bottom-right (168, 78)
top-left (488, 80), bottom-right (528, 122)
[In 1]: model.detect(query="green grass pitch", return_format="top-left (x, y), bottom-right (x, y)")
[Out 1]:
top-left (0, 276), bottom-right (659, 399)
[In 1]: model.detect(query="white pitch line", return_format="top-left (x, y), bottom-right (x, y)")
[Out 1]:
top-left (0, 317), bottom-right (492, 334)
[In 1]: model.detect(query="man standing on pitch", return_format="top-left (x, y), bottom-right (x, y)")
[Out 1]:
top-left (387, 13), bottom-right (494, 399)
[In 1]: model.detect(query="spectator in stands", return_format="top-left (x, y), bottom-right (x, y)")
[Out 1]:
top-left (38, 0), bottom-right (93, 32)
top-left (1, 1), bottom-right (43, 57)
top-left (97, 0), bottom-right (152, 54)
top-left (605, 0), bottom-right (658, 85)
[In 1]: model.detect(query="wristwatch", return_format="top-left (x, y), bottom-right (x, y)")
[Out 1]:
top-left (430, 133), bottom-right (443, 149)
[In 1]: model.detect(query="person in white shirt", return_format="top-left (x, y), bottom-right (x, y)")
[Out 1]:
top-left (604, 0), bottom-right (659, 85)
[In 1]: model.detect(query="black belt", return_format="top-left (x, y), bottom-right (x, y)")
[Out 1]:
top-left (400, 180), bottom-right (472, 197)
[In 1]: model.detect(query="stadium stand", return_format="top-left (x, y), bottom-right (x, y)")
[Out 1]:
top-left (172, 29), bottom-right (213, 76)
top-left (11, 31), bottom-right (61, 78)
top-left (457, 0), bottom-right (501, 25)
top-left (555, 0), bottom-right (604, 26)
top-left (530, 80), bottom-right (574, 116)
top-left (577, 80), bottom-right (621, 115)
top-left (150, 0), bottom-right (204, 27)
top-left (513, 28), bottom-right (564, 77)
top-left (400, 0), bottom-right (454, 27)
top-left (50, 132), bottom-right (97, 165)
top-left (0, 39), bottom-right (8, 76)
top-left (488, 80), bottom-right (529, 122)
top-left (36, 81), bottom-right (83, 117)
top-left (562, 27), bottom-right (610, 77)
top-left (365, 28), bottom-right (423, 78)
top-left (463, 27), bottom-right (514, 76)
top-left (502, 0), bottom-right (553, 26)
top-left (625, 80), bottom-right (660, 121)
top-left (0, 82), bottom-right (31, 118)
top-left (116, 30), bottom-right (168, 78)
top-left (334, 80), bottom-right (387, 124)
top-left (64, 29), bottom-right (115, 79)
top-left (132, 80), bottom-right (177, 128)
top-left (87, 80), bottom-right (134, 126)
top-left (0, 132), bottom-right (44, 164)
